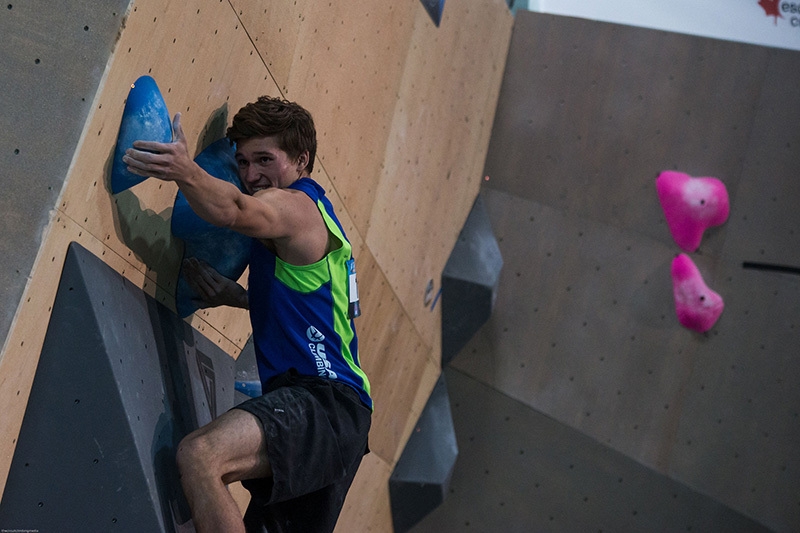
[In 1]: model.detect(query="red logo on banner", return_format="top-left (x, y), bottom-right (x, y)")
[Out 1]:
top-left (758, 0), bottom-right (783, 24)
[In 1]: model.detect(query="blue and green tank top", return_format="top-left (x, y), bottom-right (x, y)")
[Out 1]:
top-left (248, 177), bottom-right (372, 410)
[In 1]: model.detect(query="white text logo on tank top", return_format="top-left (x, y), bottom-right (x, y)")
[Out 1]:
top-left (307, 326), bottom-right (337, 379)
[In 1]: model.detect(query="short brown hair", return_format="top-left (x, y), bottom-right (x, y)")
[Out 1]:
top-left (227, 96), bottom-right (317, 173)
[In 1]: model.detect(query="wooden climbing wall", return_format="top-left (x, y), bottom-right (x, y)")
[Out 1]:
top-left (0, 0), bottom-right (513, 530)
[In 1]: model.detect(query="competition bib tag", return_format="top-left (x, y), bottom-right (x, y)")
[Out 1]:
top-left (346, 258), bottom-right (361, 319)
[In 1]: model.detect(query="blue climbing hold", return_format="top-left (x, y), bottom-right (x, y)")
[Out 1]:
top-left (235, 380), bottom-right (263, 398)
top-left (419, 0), bottom-right (445, 26)
top-left (172, 138), bottom-right (252, 318)
top-left (110, 75), bottom-right (172, 194)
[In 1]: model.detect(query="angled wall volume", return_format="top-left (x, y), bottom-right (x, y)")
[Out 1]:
top-left (441, 193), bottom-right (503, 365)
top-left (389, 372), bottom-right (458, 533)
top-left (0, 243), bottom-right (235, 532)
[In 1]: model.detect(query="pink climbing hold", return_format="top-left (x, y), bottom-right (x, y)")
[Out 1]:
top-left (671, 253), bottom-right (724, 333)
top-left (656, 171), bottom-right (730, 252)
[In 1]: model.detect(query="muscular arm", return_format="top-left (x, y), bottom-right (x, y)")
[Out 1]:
top-left (123, 114), bottom-right (287, 239)
top-left (122, 113), bottom-right (328, 266)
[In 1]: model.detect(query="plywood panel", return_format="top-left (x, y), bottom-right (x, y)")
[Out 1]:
top-left (227, 0), bottom-right (305, 92)
top-left (58, 0), bottom-right (276, 350)
top-left (335, 453), bottom-right (394, 533)
top-left (236, 1), bottom-right (417, 239)
top-left (367, 0), bottom-right (512, 346)
top-left (356, 248), bottom-right (440, 464)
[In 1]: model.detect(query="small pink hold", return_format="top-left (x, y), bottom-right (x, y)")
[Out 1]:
top-left (671, 253), bottom-right (724, 333)
top-left (656, 171), bottom-right (730, 252)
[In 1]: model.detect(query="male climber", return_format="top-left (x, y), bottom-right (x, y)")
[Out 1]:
top-left (123, 96), bottom-right (372, 533)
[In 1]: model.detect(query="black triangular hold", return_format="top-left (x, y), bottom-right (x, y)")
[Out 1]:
top-left (196, 350), bottom-right (218, 418)
top-left (441, 193), bottom-right (503, 365)
top-left (419, 0), bottom-right (445, 26)
top-left (390, 372), bottom-right (458, 533)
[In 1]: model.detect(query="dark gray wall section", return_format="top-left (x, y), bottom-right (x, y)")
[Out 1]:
top-left (451, 189), bottom-right (800, 531)
top-left (413, 367), bottom-right (771, 533)
top-left (723, 48), bottom-right (800, 268)
top-left (0, 0), bottom-right (131, 348)
top-left (426, 11), bottom-right (799, 533)
top-left (482, 12), bottom-right (773, 255)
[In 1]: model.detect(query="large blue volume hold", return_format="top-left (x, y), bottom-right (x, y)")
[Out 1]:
top-left (110, 75), bottom-right (173, 194)
top-left (171, 138), bottom-right (252, 317)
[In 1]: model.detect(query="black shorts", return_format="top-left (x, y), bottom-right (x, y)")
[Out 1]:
top-left (234, 370), bottom-right (371, 533)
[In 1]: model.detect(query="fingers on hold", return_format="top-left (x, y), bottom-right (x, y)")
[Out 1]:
top-left (173, 113), bottom-right (185, 141)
